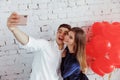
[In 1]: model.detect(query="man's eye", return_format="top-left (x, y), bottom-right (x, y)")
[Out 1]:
top-left (64, 32), bottom-right (68, 35)
top-left (58, 31), bottom-right (62, 33)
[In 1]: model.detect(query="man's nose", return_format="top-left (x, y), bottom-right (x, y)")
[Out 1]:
top-left (60, 32), bottom-right (64, 37)
top-left (64, 37), bottom-right (69, 43)
top-left (64, 35), bottom-right (68, 40)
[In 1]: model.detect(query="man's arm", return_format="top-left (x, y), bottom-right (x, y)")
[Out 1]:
top-left (7, 12), bottom-right (29, 45)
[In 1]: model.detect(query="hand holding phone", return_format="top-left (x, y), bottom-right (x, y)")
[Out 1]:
top-left (17, 15), bottom-right (28, 26)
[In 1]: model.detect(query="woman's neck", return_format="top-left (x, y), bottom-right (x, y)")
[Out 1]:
top-left (68, 45), bottom-right (74, 53)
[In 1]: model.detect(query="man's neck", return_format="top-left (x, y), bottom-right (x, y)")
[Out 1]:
top-left (58, 44), bottom-right (64, 50)
top-left (56, 40), bottom-right (64, 50)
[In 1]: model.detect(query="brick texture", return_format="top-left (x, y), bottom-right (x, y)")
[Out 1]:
top-left (0, 0), bottom-right (120, 80)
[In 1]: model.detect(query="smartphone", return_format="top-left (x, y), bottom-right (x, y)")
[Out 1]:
top-left (17, 15), bottom-right (28, 26)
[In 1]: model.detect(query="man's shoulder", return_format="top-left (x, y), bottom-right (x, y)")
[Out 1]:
top-left (48, 40), bottom-right (55, 43)
top-left (47, 40), bottom-right (58, 47)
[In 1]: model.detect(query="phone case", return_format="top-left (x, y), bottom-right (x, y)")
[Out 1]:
top-left (17, 15), bottom-right (28, 26)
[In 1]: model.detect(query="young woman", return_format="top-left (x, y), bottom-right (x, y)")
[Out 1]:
top-left (61, 27), bottom-right (89, 80)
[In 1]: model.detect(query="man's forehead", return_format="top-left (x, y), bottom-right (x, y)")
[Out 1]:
top-left (58, 27), bottom-right (69, 32)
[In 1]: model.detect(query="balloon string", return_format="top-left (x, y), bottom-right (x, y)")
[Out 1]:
top-left (108, 73), bottom-right (112, 80)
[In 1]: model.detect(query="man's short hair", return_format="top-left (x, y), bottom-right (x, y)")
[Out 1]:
top-left (58, 24), bottom-right (71, 30)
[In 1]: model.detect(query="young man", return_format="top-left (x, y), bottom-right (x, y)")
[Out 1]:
top-left (7, 12), bottom-right (71, 80)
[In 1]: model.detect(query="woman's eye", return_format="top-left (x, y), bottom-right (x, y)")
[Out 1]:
top-left (69, 36), bottom-right (73, 39)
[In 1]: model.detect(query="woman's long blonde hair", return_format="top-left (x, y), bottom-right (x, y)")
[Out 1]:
top-left (71, 27), bottom-right (87, 73)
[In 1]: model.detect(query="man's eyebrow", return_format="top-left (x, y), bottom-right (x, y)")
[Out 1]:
top-left (64, 31), bottom-right (68, 33)
top-left (58, 29), bottom-right (62, 31)
top-left (65, 30), bottom-right (69, 32)
top-left (58, 28), bottom-right (61, 30)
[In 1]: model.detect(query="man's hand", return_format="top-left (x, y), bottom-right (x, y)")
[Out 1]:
top-left (7, 12), bottom-right (29, 45)
top-left (7, 12), bottom-right (20, 31)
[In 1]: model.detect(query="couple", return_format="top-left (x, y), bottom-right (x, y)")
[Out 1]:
top-left (7, 12), bottom-right (88, 80)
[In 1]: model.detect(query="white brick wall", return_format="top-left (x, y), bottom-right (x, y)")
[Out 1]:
top-left (0, 0), bottom-right (120, 80)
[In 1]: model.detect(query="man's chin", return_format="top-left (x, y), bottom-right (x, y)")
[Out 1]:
top-left (58, 41), bottom-right (64, 45)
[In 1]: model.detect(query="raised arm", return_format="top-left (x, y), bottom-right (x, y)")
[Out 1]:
top-left (7, 12), bottom-right (29, 45)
